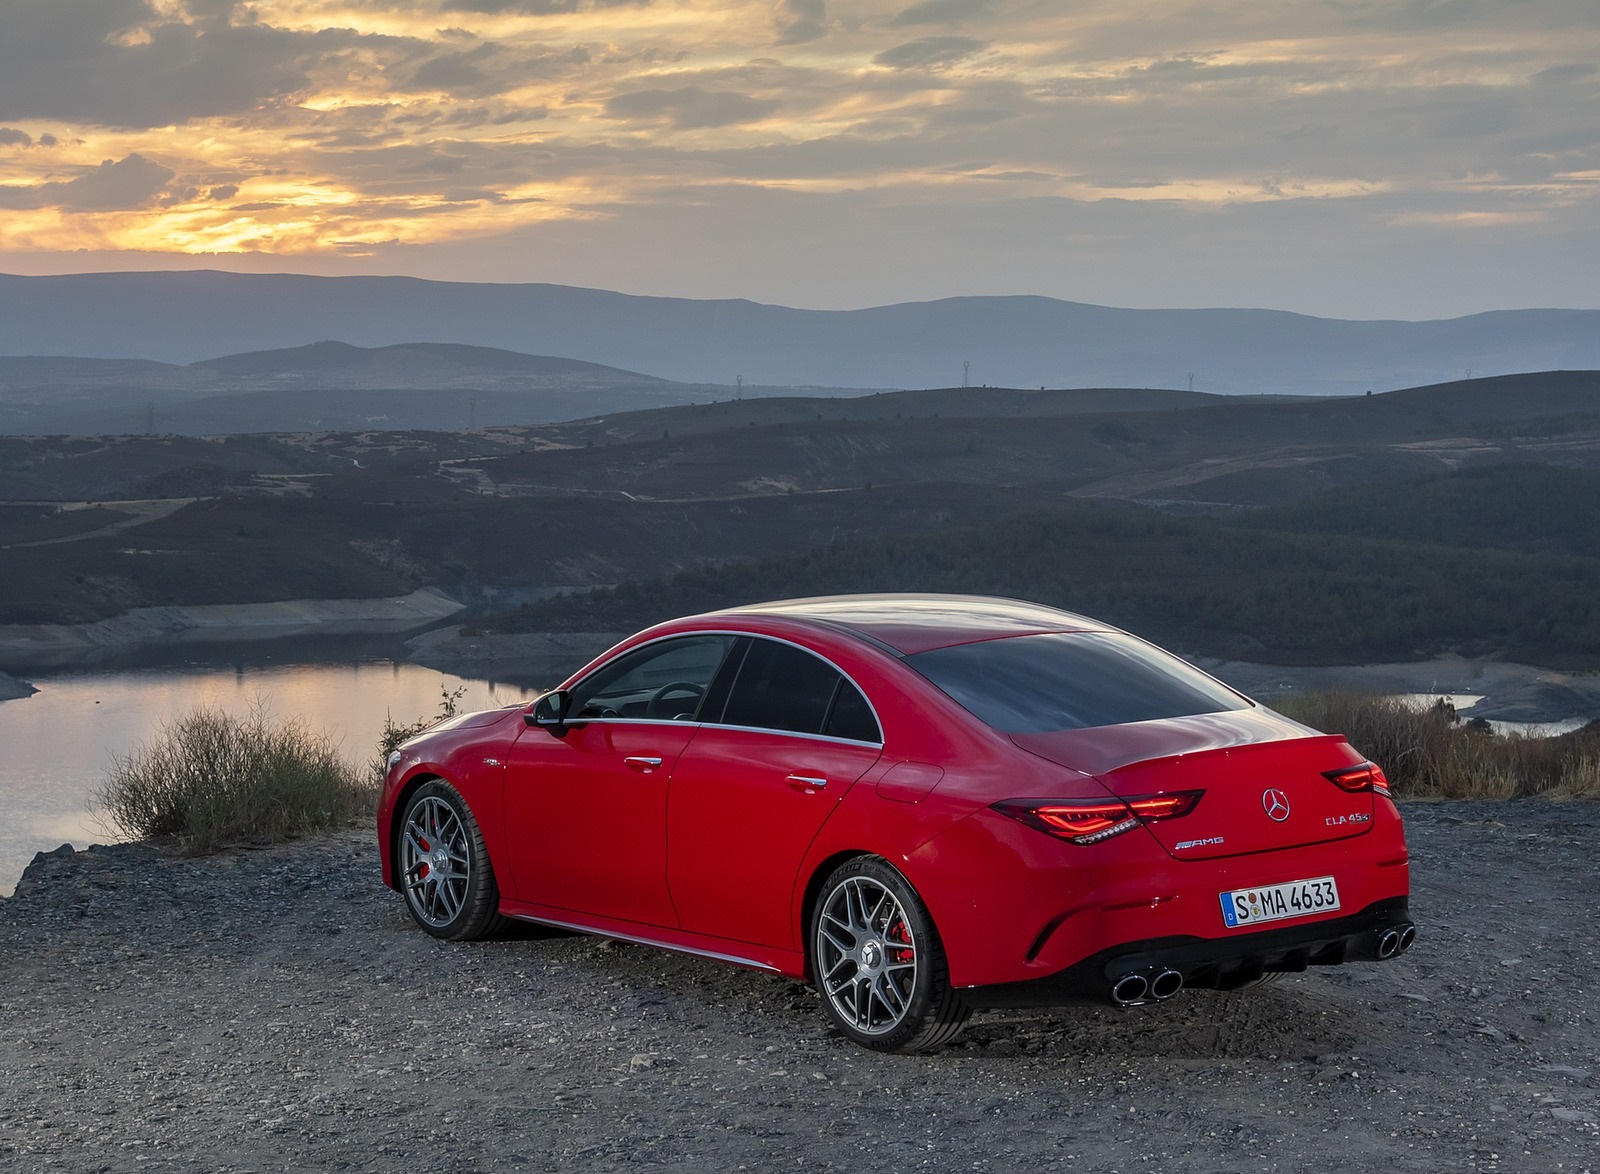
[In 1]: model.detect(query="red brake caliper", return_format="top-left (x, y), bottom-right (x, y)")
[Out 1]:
top-left (888, 918), bottom-right (913, 963)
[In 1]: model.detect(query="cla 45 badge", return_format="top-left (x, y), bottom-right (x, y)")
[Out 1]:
top-left (1326, 812), bottom-right (1373, 827)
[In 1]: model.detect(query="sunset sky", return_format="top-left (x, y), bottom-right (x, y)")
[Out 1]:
top-left (0, 0), bottom-right (1596, 317)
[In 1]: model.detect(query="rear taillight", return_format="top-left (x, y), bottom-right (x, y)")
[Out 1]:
top-left (1323, 762), bottom-right (1391, 796)
top-left (995, 791), bottom-right (1203, 845)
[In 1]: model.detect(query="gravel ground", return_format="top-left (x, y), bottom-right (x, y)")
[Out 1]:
top-left (2, 801), bottom-right (1596, 1173)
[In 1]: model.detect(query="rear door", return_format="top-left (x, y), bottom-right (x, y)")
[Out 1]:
top-left (667, 638), bottom-right (883, 948)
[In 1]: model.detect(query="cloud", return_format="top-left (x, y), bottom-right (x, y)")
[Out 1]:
top-left (0, 0), bottom-right (1595, 323)
top-left (775, 0), bottom-right (827, 45)
top-left (400, 41), bottom-right (592, 97)
top-left (872, 36), bottom-right (986, 69)
top-left (604, 86), bottom-right (781, 128)
top-left (888, 0), bottom-right (991, 27)
top-left (0, 0), bottom-right (378, 129)
top-left (181, 0), bottom-right (245, 23)
top-left (53, 154), bottom-right (176, 211)
top-left (411, 45), bottom-right (496, 91)
top-left (0, 153), bottom-right (173, 211)
top-left (440, 0), bottom-right (650, 12)
top-left (1533, 62), bottom-right (1599, 85)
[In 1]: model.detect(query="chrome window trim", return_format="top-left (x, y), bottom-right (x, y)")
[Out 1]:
top-left (556, 715), bottom-right (883, 749)
top-left (566, 628), bottom-right (886, 745)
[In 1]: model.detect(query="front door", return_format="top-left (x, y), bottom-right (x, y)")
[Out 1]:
top-left (504, 719), bottom-right (695, 927)
top-left (501, 633), bottom-right (736, 928)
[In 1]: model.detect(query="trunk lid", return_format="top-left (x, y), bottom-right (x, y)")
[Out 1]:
top-left (1011, 710), bottom-right (1375, 860)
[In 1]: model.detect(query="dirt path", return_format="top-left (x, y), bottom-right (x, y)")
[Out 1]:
top-left (1, 801), bottom-right (1596, 1172)
top-left (0, 498), bottom-right (195, 550)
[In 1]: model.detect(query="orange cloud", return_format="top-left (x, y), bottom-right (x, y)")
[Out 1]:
top-left (0, 0), bottom-right (1591, 273)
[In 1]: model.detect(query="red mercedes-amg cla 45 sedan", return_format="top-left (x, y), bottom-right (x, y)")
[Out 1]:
top-left (378, 595), bottom-right (1414, 1052)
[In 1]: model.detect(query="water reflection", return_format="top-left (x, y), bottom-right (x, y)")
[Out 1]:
top-left (0, 658), bottom-right (554, 896)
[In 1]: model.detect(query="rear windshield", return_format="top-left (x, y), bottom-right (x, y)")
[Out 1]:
top-left (906, 631), bottom-right (1248, 734)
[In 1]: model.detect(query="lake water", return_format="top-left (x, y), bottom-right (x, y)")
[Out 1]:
top-left (1391, 693), bottom-right (1591, 737)
top-left (0, 649), bottom-right (561, 896)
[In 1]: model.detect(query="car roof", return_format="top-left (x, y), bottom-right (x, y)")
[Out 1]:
top-left (705, 593), bottom-right (1109, 656)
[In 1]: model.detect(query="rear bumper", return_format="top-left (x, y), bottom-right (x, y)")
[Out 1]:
top-left (962, 896), bottom-right (1414, 1008)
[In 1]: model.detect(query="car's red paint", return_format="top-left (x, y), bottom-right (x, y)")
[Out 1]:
top-left (501, 717), bottom-right (692, 926)
top-left (378, 594), bottom-right (1413, 1014)
top-left (666, 725), bottom-right (882, 947)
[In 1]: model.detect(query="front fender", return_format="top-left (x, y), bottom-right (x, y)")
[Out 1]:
top-left (378, 725), bottom-right (517, 891)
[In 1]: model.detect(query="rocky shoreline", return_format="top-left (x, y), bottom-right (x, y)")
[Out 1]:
top-left (2, 802), bottom-right (1597, 1172)
top-left (0, 587), bottom-right (466, 669)
top-left (1201, 654), bottom-right (1600, 726)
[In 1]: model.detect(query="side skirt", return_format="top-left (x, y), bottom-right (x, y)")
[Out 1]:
top-left (499, 900), bottom-right (807, 981)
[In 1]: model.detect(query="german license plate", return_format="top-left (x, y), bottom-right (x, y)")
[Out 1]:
top-left (1220, 876), bottom-right (1340, 928)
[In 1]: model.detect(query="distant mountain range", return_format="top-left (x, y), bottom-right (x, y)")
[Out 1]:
top-left (3, 270), bottom-right (1598, 398)
top-left (0, 341), bottom-right (733, 434)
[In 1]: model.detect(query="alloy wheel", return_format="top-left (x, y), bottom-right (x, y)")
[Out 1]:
top-left (815, 875), bottom-right (920, 1036)
top-left (401, 794), bottom-right (472, 929)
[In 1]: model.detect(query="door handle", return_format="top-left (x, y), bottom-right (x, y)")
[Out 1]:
top-left (625, 756), bottom-right (664, 772)
top-left (785, 774), bottom-right (828, 792)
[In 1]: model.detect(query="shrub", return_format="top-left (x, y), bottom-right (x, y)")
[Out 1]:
top-left (97, 704), bottom-right (374, 852)
top-left (1272, 691), bottom-right (1600, 800)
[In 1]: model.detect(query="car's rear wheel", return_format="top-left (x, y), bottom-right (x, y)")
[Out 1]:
top-left (398, 780), bottom-right (508, 941)
top-left (811, 857), bottom-right (970, 1052)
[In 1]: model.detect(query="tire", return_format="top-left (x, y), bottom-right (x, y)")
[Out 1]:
top-left (810, 857), bottom-right (970, 1053)
top-left (397, 780), bottom-right (509, 941)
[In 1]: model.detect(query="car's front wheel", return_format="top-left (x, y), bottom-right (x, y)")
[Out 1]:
top-left (810, 857), bottom-right (970, 1052)
top-left (398, 780), bottom-right (508, 941)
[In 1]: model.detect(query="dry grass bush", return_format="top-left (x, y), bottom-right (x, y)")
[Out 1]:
top-left (97, 704), bottom-right (375, 853)
top-left (1272, 691), bottom-right (1600, 800)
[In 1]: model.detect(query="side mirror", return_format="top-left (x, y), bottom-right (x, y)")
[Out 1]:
top-left (527, 689), bottom-right (572, 736)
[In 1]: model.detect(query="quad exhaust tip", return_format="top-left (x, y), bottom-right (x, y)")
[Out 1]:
top-left (1111, 974), bottom-right (1148, 1005)
top-left (1114, 922), bottom-right (1415, 1005)
top-left (1149, 969), bottom-right (1184, 1000)
top-left (1377, 923), bottom-right (1417, 960)
top-left (1111, 969), bottom-right (1185, 1006)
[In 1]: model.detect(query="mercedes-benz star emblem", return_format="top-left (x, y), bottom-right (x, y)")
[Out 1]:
top-left (1262, 788), bottom-right (1291, 822)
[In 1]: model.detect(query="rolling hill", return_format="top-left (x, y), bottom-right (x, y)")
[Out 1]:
top-left (3, 270), bottom-right (1598, 395)
top-left (4, 372), bottom-right (1600, 673)
top-left (0, 341), bottom-right (742, 435)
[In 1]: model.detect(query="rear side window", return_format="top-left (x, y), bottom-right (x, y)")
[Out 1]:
top-left (824, 681), bottom-right (880, 743)
top-left (719, 639), bottom-right (881, 742)
top-left (906, 631), bottom-right (1247, 734)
